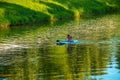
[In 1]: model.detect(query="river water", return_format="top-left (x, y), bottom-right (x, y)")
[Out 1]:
top-left (0, 14), bottom-right (120, 80)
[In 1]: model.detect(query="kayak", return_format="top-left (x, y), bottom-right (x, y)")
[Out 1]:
top-left (0, 78), bottom-right (7, 80)
top-left (56, 40), bottom-right (79, 45)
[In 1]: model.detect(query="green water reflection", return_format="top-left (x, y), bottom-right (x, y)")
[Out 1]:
top-left (0, 14), bottom-right (120, 80)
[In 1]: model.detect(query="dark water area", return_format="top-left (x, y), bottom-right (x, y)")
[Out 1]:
top-left (0, 14), bottom-right (120, 80)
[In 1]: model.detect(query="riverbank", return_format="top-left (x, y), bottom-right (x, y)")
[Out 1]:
top-left (0, 0), bottom-right (119, 27)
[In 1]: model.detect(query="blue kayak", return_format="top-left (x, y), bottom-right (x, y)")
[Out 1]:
top-left (56, 40), bottom-right (79, 45)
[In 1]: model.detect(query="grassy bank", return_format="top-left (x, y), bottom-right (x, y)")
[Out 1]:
top-left (0, 0), bottom-right (119, 26)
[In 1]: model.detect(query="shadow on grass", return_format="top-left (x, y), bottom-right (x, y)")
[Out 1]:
top-left (51, 0), bottom-right (118, 16)
top-left (40, 1), bottom-right (74, 20)
top-left (0, 2), bottom-right (50, 26)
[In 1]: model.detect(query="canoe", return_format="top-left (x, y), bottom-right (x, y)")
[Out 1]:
top-left (56, 40), bottom-right (79, 45)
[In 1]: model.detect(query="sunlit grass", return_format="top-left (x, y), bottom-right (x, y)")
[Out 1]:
top-left (0, 0), bottom-right (50, 26)
top-left (0, 0), bottom-right (119, 26)
top-left (6, 0), bottom-right (48, 12)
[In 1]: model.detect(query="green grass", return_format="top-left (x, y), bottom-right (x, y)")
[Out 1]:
top-left (0, 0), bottom-right (119, 26)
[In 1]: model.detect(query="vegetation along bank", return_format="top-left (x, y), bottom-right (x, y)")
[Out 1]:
top-left (0, 0), bottom-right (120, 27)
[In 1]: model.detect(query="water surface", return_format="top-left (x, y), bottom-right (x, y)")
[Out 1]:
top-left (0, 14), bottom-right (120, 80)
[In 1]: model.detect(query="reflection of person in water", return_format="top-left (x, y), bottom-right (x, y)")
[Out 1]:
top-left (67, 44), bottom-right (71, 51)
top-left (67, 34), bottom-right (72, 41)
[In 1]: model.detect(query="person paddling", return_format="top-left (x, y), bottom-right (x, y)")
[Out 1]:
top-left (67, 34), bottom-right (72, 41)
